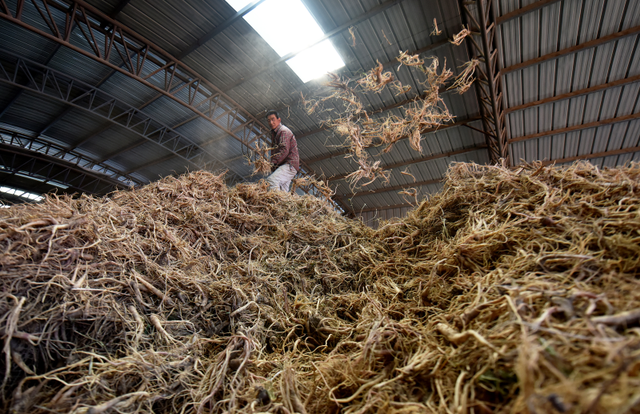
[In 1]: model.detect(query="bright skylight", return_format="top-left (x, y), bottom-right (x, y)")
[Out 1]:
top-left (227, 0), bottom-right (345, 82)
top-left (0, 186), bottom-right (43, 202)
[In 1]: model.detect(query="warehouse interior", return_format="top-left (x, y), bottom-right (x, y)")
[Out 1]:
top-left (1, 0), bottom-right (639, 224)
top-left (2, 1), bottom-right (640, 412)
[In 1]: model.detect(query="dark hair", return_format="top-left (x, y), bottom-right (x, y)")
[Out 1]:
top-left (265, 110), bottom-right (279, 119)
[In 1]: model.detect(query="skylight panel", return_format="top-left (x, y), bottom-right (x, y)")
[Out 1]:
top-left (0, 186), bottom-right (43, 202)
top-left (227, 0), bottom-right (345, 82)
top-left (286, 40), bottom-right (345, 83)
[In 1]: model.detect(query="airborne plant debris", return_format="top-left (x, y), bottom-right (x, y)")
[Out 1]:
top-left (1, 161), bottom-right (640, 413)
top-left (247, 141), bottom-right (274, 176)
top-left (303, 53), bottom-right (454, 190)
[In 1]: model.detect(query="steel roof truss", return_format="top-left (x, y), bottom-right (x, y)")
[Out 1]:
top-left (0, 0), bottom-right (332, 202)
top-left (0, 53), bottom-right (240, 180)
top-left (460, 0), bottom-right (508, 164)
top-left (0, 128), bottom-right (141, 185)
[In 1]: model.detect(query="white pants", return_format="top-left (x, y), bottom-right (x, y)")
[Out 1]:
top-left (266, 163), bottom-right (297, 192)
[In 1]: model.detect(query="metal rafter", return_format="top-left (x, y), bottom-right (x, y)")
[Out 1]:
top-left (508, 112), bottom-right (640, 144)
top-left (0, 51), bottom-right (244, 181)
top-left (496, 0), bottom-right (562, 25)
top-left (75, 0), bottom-right (269, 160)
top-left (0, 33), bottom-right (69, 124)
top-left (0, 0), bottom-right (271, 167)
top-left (505, 74), bottom-right (640, 114)
top-left (538, 145), bottom-right (640, 165)
top-left (502, 24), bottom-right (640, 75)
top-left (0, 0), bottom-right (339, 203)
top-left (459, 0), bottom-right (508, 165)
top-left (0, 127), bottom-right (142, 187)
top-left (0, 143), bottom-right (127, 195)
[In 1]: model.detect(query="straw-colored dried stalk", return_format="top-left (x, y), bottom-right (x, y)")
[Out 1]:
top-left (291, 177), bottom-right (334, 200)
top-left (357, 62), bottom-right (394, 92)
top-left (314, 54), bottom-right (454, 187)
top-left (450, 25), bottom-right (471, 46)
top-left (431, 18), bottom-right (442, 36)
top-left (400, 167), bottom-right (416, 182)
top-left (398, 187), bottom-right (418, 205)
top-left (345, 158), bottom-right (390, 189)
top-left (247, 141), bottom-right (274, 176)
top-left (1, 161), bottom-right (640, 413)
top-left (448, 58), bottom-right (480, 94)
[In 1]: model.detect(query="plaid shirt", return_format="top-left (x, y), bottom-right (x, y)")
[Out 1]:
top-left (270, 124), bottom-right (300, 172)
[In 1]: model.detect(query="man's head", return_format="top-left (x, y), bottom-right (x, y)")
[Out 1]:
top-left (266, 110), bottom-right (281, 130)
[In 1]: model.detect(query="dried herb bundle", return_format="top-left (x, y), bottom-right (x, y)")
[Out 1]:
top-left (306, 54), bottom-right (453, 189)
top-left (2, 161), bottom-right (639, 414)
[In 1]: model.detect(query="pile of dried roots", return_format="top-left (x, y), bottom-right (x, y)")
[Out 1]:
top-left (1, 161), bottom-right (639, 413)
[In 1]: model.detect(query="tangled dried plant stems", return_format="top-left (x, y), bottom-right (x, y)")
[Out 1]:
top-left (398, 187), bottom-right (419, 205)
top-left (400, 167), bottom-right (416, 182)
top-left (450, 25), bottom-right (471, 46)
top-left (345, 158), bottom-right (390, 190)
top-left (312, 54), bottom-right (454, 188)
top-left (397, 50), bottom-right (424, 68)
top-left (356, 61), bottom-right (394, 92)
top-left (448, 58), bottom-right (480, 94)
top-left (348, 26), bottom-right (357, 47)
top-left (291, 177), bottom-right (334, 200)
top-left (2, 161), bottom-right (640, 414)
top-left (247, 142), bottom-right (274, 176)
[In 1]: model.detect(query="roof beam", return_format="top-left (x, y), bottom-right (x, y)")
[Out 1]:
top-left (505, 74), bottom-right (640, 114)
top-left (176, 0), bottom-right (268, 60)
top-left (502, 24), bottom-right (640, 75)
top-left (508, 112), bottom-right (640, 144)
top-left (109, 0), bottom-right (131, 19)
top-left (496, 0), bottom-right (562, 25)
top-left (90, 1), bottom-right (269, 155)
top-left (460, 0), bottom-right (508, 164)
top-left (0, 126), bottom-right (142, 186)
top-left (538, 145), bottom-right (640, 166)
top-left (1, 39), bottom-right (68, 126)
top-left (0, 0), bottom-right (359, 207)
top-left (0, 52), bottom-right (242, 180)
top-left (328, 144), bottom-right (488, 182)
top-left (0, 142), bottom-right (129, 194)
top-left (221, 0), bottom-right (404, 92)
top-left (0, 0), bottom-right (273, 166)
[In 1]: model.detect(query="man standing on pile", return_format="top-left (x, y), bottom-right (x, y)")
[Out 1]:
top-left (265, 110), bottom-right (300, 192)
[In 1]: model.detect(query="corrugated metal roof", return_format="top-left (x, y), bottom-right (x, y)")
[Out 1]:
top-left (498, 0), bottom-right (640, 170)
top-left (2, 0), bottom-right (639, 222)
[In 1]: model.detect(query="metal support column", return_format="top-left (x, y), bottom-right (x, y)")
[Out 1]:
top-left (459, 0), bottom-right (509, 165)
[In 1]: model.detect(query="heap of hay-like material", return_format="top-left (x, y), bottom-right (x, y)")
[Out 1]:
top-left (1, 162), bottom-right (639, 413)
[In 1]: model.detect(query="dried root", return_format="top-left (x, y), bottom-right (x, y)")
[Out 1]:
top-left (448, 59), bottom-right (479, 94)
top-left (450, 25), bottom-right (471, 46)
top-left (431, 18), bottom-right (442, 36)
